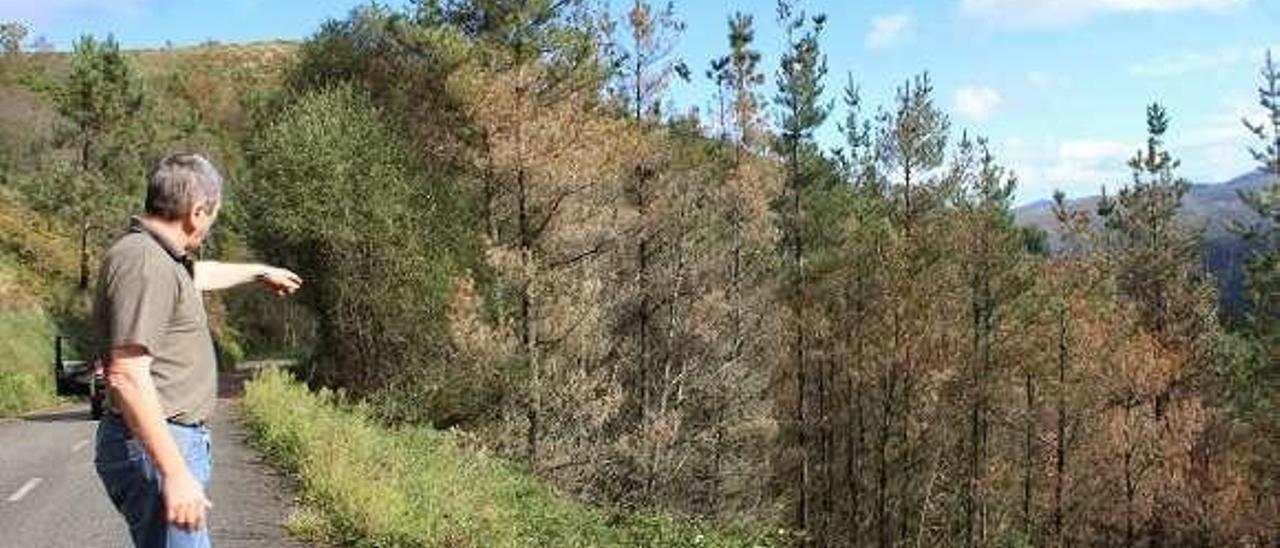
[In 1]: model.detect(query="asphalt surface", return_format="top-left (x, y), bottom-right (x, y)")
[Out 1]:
top-left (0, 392), bottom-right (304, 548)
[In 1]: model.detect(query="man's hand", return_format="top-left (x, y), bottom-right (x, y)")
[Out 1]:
top-left (257, 266), bottom-right (302, 296)
top-left (107, 347), bottom-right (213, 531)
top-left (164, 470), bottom-right (213, 531)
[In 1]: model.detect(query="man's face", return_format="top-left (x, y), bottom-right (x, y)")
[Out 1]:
top-left (184, 201), bottom-right (220, 250)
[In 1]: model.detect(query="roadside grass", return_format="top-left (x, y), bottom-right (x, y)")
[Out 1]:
top-left (0, 257), bottom-right (58, 416)
top-left (240, 368), bottom-right (776, 548)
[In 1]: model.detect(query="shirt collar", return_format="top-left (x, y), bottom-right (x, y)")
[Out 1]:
top-left (128, 215), bottom-right (188, 262)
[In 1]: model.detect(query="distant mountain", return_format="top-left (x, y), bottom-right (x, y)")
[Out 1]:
top-left (1015, 170), bottom-right (1273, 236)
top-left (1013, 170), bottom-right (1276, 317)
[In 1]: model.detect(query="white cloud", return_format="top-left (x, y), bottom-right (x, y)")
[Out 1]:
top-left (866, 11), bottom-right (911, 50)
top-left (960, 0), bottom-right (1249, 27)
top-left (0, 0), bottom-right (149, 28)
top-left (1130, 45), bottom-right (1276, 78)
top-left (1170, 93), bottom-right (1264, 179)
top-left (953, 87), bottom-right (1004, 121)
top-left (1057, 139), bottom-right (1135, 162)
top-left (998, 137), bottom-right (1139, 202)
top-left (999, 90), bottom-right (1269, 204)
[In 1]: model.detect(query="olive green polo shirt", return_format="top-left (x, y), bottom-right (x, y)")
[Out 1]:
top-left (93, 216), bottom-right (217, 425)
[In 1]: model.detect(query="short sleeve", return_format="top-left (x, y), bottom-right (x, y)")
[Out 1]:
top-left (102, 250), bottom-right (178, 355)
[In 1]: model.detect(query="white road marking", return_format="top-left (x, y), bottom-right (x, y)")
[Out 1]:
top-left (72, 439), bottom-right (90, 453)
top-left (6, 478), bottom-right (42, 502)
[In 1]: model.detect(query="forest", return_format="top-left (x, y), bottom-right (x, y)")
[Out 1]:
top-left (0, 1), bottom-right (1276, 546)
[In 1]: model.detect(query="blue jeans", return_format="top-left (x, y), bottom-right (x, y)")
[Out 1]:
top-left (95, 414), bottom-right (213, 548)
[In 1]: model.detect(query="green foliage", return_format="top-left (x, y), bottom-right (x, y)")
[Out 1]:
top-left (876, 72), bottom-right (950, 218)
top-left (1238, 50), bottom-right (1280, 349)
top-left (0, 255), bottom-right (59, 417)
top-left (1098, 103), bottom-right (1206, 337)
top-left (707, 12), bottom-right (764, 145)
top-left (419, 0), bottom-right (599, 69)
top-left (214, 326), bottom-right (246, 371)
top-left (57, 34), bottom-right (149, 172)
top-left (240, 368), bottom-right (775, 547)
top-left (772, 2), bottom-right (829, 155)
top-left (1212, 331), bottom-right (1274, 413)
top-left (243, 83), bottom-right (478, 419)
top-left (289, 4), bottom-right (469, 95)
top-left (0, 190), bottom-right (80, 416)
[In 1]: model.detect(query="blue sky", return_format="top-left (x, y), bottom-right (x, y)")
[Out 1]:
top-left (4, 0), bottom-right (1277, 205)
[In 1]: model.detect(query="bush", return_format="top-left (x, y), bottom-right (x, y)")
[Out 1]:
top-left (240, 368), bottom-right (773, 547)
top-left (243, 83), bottom-right (478, 415)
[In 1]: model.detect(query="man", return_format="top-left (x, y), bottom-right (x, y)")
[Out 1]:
top-left (93, 153), bottom-right (301, 548)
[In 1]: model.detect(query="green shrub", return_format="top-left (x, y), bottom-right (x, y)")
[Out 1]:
top-left (243, 82), bottom-right (480, 420)
top-left (240, 369), bottom-right (773, 547)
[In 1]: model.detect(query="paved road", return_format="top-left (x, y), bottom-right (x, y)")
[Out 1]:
top-left (0, 394), bottom-right (304, 548)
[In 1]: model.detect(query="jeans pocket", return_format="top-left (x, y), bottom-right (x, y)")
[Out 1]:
top-left (96, 455), bottom-right (160, 530)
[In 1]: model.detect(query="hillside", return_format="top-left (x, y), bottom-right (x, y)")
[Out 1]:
top-left (0, 40), bottom-right (297, 415)
top-left (0, 186), bottom-right (78, 415)
top-left (1014, 170), bottom-right (1276, 313)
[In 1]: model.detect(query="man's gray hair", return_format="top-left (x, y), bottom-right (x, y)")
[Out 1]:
top-left (145, 153), bottom-right (223, 219)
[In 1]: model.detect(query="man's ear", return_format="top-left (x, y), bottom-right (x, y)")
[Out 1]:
top-left (182, 206), bottom-right (203, 234)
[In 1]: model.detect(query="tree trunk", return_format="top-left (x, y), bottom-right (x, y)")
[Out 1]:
top-left (1053, 307), bottom-right (1067, 547)
top-left (79, 221), bottom-right (91, 290)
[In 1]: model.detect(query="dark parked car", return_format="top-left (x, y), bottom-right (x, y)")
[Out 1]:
top-left (53, 336), bottom-right (106, 420)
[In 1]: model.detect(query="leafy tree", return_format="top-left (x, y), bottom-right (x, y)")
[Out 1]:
top-left (244, 83), bottom-right (476, 415)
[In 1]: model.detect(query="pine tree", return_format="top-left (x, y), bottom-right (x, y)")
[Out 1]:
top-left (710, 13), bottom-right (765, 152)
top-left (772, 0), bottom-right (830, 537)
top-left (868, 72), bottom-right (948, 548)
top-left (1101, 104), bottom-right (1193, 333)
top-left (955, 136), bottom-right (1021, 547)
top-left (445, 0), bottom-right (608, 472)
top-left (1096, 103), bottom-right (1220, 546)
top-left (1240, 49), bottom-right (1280, 353)
top-left (837, 73), bottom-right (877, 189)
top-left (53, 34), bottom-right (148, 289)
top-left (877, 73), bottom-right (948, 225)
top-left (613, 0), bottom-right (687, 121)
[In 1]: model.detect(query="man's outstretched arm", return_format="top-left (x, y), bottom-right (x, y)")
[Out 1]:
top-left (106, 346), bottom-right (212, 531)
top-left (193, 261), bottom-right (302, 294)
